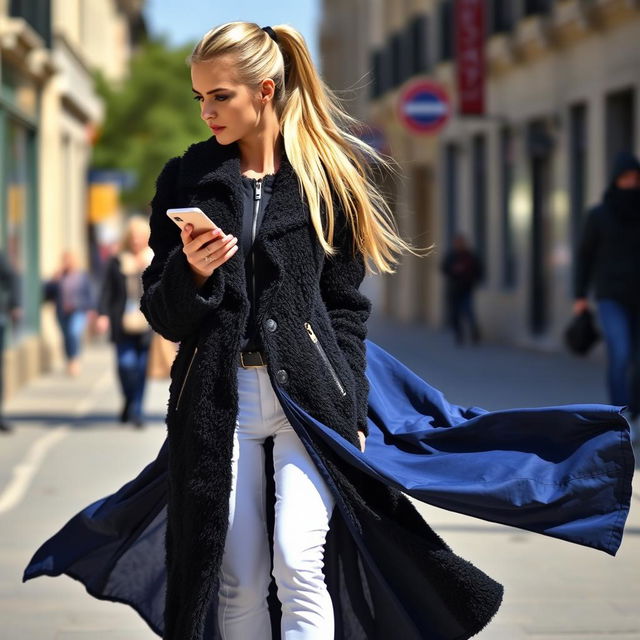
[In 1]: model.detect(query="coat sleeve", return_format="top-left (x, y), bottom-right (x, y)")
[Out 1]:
top-left (319, 206), bottom-right (372, 436)
top-left (573, 208), bottom-right (600, 299)
top-left (140, 156), bottom-right (226, 342)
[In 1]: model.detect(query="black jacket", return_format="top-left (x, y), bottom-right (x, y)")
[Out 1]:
top-left (574, 151), bottom-right (640, 306)
top-left (0, 251), bottom-right (19, 327)
top-left (99, 255), bottom-right (152, 344)
top-left (440, 249), bottom-right (483, 294)
top-left (140, 137), bottom-right (501, 639)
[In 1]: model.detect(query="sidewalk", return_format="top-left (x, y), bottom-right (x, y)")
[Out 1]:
top-left (1, 340), bottom-right (167, 639)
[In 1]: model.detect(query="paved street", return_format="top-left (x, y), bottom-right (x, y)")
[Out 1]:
top-left (1, 313), bottom-right (638, 639)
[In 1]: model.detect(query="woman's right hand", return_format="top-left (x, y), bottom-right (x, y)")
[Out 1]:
top-left (573, 298), bottom-right (589, 315)
top-left (181, 224), bottom-right (238, 288)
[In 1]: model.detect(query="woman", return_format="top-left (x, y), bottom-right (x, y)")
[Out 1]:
top-left (24, 22), bottom-right (634, 640)
top-left (44, 250), bottom-right (94, 376)
top-left (96, 216), bottom-right (153, 428)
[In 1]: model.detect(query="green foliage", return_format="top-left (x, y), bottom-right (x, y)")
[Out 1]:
top-left (91, 37), bottom-right (209, 210)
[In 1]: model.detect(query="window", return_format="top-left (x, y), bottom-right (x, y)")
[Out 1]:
top-left (444, 143), bottom-right (460, 246)
top-left (390, 32), bottom-right (404, 87)
top-left (408, 14), bottom-right (431, 75)
top-left (2, 117), bottom-right (39, 340)
top-left (371, 47), bottom-right (393, 98)
top-left (569, 103), bottom-right (587, 256)
top-left (605, 88), bottom-right (635, 176)
top-left (472, 134), bottom-right (488, 281)
top-left (9, 0), bottom-right (52, 47)
top-left (490, 0), bottom-right (516, 34)
top-left (524, 0), bottom-right (553, 16)
top-left (438, 0), bottom-right (454, 62)
top-left (500, 127), bottom-right (516, 289)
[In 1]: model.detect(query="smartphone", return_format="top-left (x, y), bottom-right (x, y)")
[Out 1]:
top-left (166, 207), bottom-right (218, 236)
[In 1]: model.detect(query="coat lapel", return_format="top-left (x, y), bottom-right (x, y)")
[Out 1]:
top-left (177, 136), bottom-right (310, 242)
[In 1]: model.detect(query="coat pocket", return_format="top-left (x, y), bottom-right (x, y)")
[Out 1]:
top-left (304, 322), bottom-right (347, 397)
top-left (175, 346), bottom-right (198, 411)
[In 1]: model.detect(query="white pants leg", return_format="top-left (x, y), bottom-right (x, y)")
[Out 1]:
top-left (217, 365), bottom-right (335, 640)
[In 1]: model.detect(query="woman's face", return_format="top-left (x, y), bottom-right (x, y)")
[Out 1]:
top-left (191, 56), bottom-right (266, 144)
top-left (128, 227), bottom-right (149, 254)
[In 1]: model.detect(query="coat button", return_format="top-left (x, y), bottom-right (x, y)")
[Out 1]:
top-left (266, 318), bottom-right (277, 332)
top-left (276, 369), bottom-right (288, 384)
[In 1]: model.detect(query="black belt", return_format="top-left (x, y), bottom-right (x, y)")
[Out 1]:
top-left (238, 350), bottom-right (267, 368)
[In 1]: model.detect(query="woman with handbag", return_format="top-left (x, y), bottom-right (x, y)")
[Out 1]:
top-left (96, 215), bottom-right (153, 428)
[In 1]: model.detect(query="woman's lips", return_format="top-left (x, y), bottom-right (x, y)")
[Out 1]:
top-left (210, 126), bottom-right (226, 133)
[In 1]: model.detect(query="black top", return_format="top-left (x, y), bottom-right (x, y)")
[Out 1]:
top-left (239, 172), bottom-right (276, 351)
top-left (0, 251), bottom-right (19, 327)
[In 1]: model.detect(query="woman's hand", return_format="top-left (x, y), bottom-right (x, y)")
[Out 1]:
top-left (94, 314), bottom-right (109, 335)
top-left (358, 430), bottom-right (366, 452)
top-left (181, 224), bottom-right (238, 288)
top-left (573, 298), bottom-right (589, 315)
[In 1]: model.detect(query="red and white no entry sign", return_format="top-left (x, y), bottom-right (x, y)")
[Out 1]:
top-left (397, 81), bottom-right (451, 135)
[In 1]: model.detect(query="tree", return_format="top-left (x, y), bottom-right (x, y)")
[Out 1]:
top-left (91, 38), bottom-right (208, 210)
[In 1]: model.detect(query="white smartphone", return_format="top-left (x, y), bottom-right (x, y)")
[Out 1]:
top-left (166, 207), bottom-right (218, 236)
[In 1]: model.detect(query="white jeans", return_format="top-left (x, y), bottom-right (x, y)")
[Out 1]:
top-left (217, 364), bottom-right (336, 640)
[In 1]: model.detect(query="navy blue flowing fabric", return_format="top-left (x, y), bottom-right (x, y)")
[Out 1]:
top-left (22, 338), bottom-right (635, 636)
top-left (277, 339), bottom-right (634, 556)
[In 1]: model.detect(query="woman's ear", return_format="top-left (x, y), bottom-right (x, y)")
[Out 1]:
top-left (261, 78), bottom-right (276, 103)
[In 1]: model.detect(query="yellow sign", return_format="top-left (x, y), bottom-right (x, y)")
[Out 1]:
top-left (88, 183), bottom-right (119, 223)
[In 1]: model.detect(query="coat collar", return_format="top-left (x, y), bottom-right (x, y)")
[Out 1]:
top-left (176, 136), bottom-right (309, 240)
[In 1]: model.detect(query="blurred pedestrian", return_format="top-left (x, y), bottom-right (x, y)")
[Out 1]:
top-left (441, 233), bottom-right (483, 345)
top-left (44, 251), bottom-right (94, 377)
top-left (96, 216), bottom-right (153, 428)
top-left (0, 251), bottom-right (20, 433)
top-left (574, 150), bottom-right (640, 440)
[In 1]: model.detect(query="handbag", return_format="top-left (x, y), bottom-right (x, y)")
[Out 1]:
top-left (147, 332), bottom-right (178, 379)
top-left (564, 309), bottom-right (601, 356)
top-left (119, 252), bottom-right (150, 335)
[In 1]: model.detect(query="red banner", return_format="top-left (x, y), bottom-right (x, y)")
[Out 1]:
top-left (455, 0), bottom-right (486, 115)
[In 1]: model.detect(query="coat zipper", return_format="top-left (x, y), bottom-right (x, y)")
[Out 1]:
top-left (251, 178), bottom-right (262, 315)
top-left (175, 346), bottom-right (198, 411)
top-left (304, 322), bottom-right (347, 397)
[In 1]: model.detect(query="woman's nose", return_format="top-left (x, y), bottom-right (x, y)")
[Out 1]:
top-left (201, 105), bottom-right (216, 121)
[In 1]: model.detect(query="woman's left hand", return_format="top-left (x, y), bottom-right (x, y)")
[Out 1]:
top-left (358, 430), bottom-right (366, 452)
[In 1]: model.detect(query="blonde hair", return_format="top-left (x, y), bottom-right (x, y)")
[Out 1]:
top-left (120, 215), bottom-right (151, 254)
top-left (189, 22), bottom-right (430, 274)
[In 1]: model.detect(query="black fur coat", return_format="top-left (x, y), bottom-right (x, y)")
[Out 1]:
top-left (140, 137), bottom-right (503, 639)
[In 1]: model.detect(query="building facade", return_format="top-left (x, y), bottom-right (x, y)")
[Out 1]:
top-left (0, 0), bottom-right (144, 397)
top-left (320, 0), bottom-right (640, 350)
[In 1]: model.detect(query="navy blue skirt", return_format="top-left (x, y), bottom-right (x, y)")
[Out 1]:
top-left (23, 339), bottom-right (635, 637)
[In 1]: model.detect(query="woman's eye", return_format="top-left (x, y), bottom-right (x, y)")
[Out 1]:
top-left (192, 95), bottom-right (228, 102)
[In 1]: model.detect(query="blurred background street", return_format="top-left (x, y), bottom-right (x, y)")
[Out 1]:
top-left (1, 0), bottom-right (640, 638)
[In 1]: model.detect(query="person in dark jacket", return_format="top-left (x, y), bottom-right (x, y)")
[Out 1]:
top-left (574, 151), bottom-right (640, 440)
top-left (0, 251), bottom-right (20, 433)
top-left (441, 233), bottom-right (483, 345)
top-left (96, 216), bottom-right (153, 428)
top-left (44, 251), bottom-right (94, 376)
top-left (21, 21), bottom-right (636, 640)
